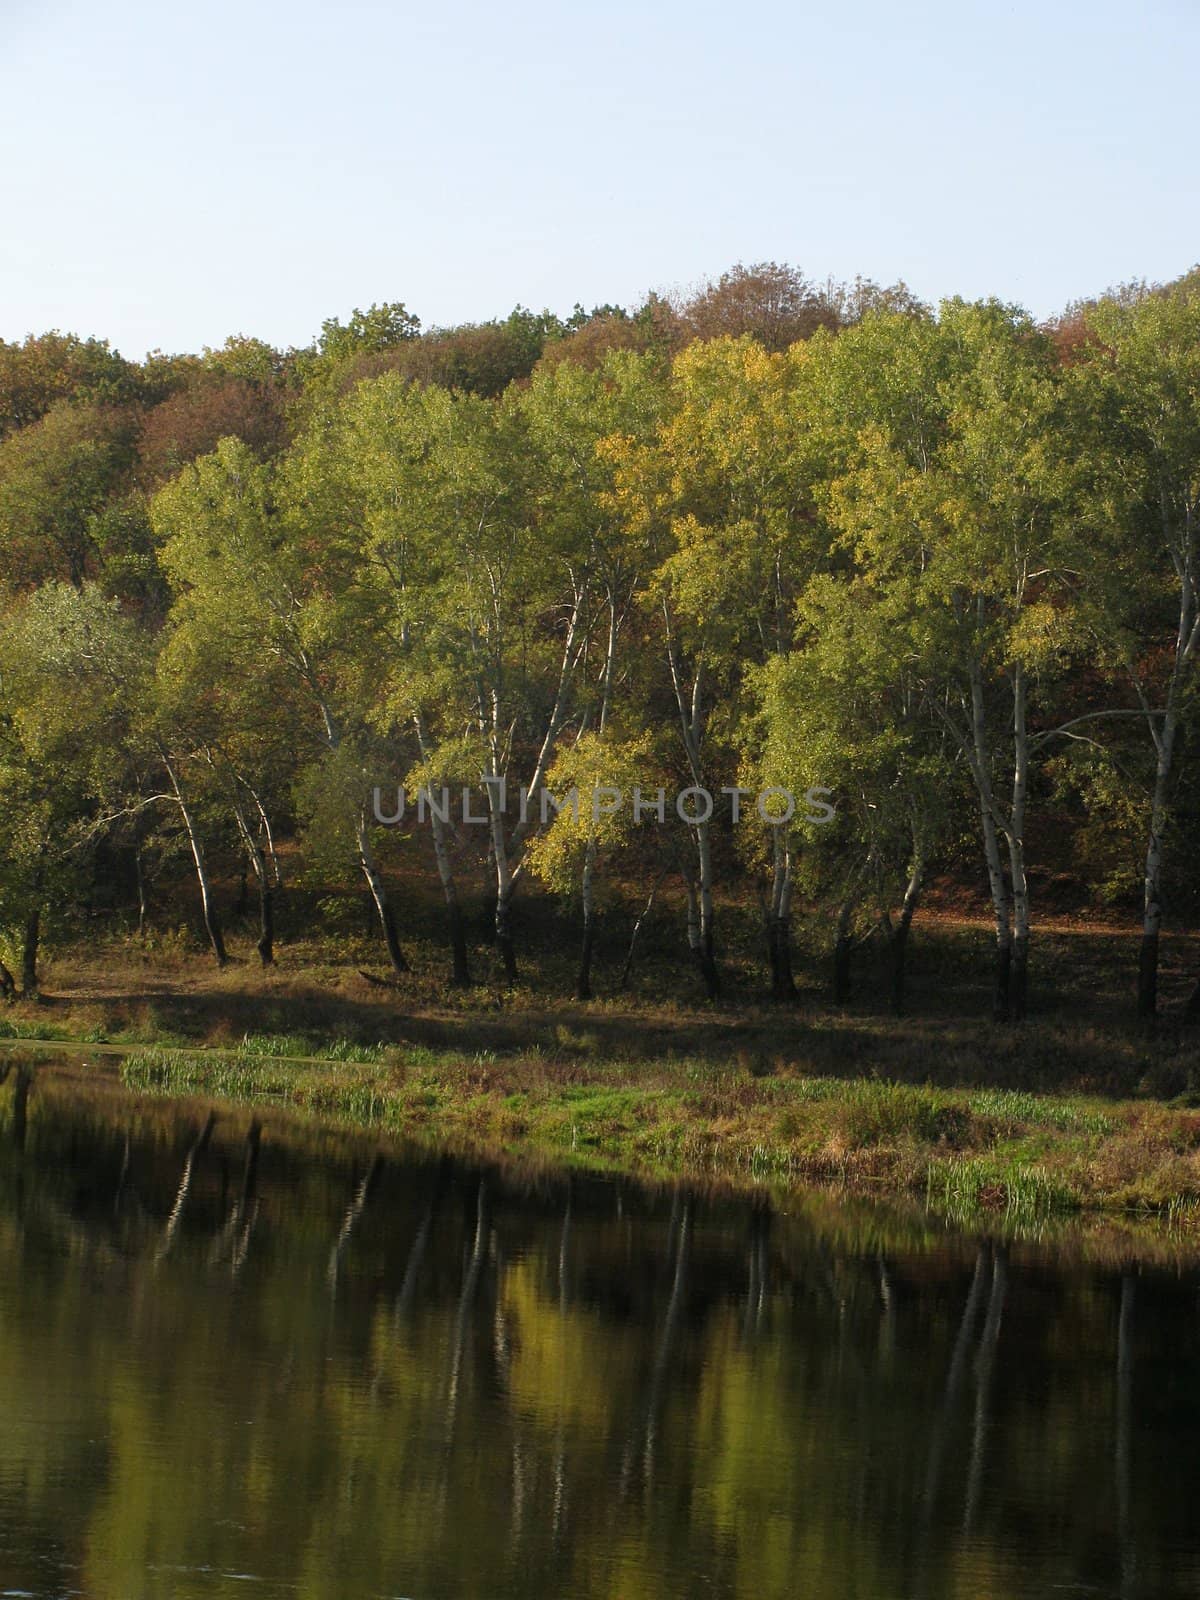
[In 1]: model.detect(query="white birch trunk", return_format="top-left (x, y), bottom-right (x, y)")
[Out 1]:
top-left (1006, 663), bottom-right (1030, 1019)
top-left (163, 756), bottom-right (226, 967)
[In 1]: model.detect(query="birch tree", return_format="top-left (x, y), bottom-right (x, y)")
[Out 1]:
top-left (752, 566), bottom-right (957, 1012)
top-left (154, 438), bottom-right (411, 975)
top-left (811, 302), bottom-right (1072, 1021)
top-left (0, 584), bottom-right (150, 984)
top-left (1068, 281), bottom-right (1200, 1017)
top-left (616, 336), bottom-right (821, 997)
top-left (519, 354), bottom-right (664, 995)
top-left (283, 377), bottom-right (467, 979)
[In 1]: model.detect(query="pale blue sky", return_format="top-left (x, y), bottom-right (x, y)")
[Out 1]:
top-left (2, 0), bottom-right (1196, 357)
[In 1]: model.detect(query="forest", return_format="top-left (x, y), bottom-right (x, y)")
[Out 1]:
top-left (2, 260), bottom-right (1199, 1030)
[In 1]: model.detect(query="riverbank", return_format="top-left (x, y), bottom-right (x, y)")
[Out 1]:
top-left (7, 1024), bottom-right (1200, 1222)
top-left (5, 920), bottom-right (1200, 1220)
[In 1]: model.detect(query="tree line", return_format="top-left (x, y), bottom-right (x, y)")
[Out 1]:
top-left (1, 261), bottom-right (1199, 1023)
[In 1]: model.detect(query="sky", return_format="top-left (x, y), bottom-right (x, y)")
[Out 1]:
top-left (1, 0), bottom-right (1197, 358)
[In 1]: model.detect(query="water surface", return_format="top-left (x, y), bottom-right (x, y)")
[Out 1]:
top-left (1, 1059), bottom-right (1197, 1599)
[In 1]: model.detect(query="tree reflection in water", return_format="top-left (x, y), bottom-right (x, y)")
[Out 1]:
top-left (0, 1063), bottom-right (1197, 1600)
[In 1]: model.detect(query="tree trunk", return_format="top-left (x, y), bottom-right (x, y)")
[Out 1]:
top-left (1010, 933), bottom-right (1029, 1022)
top-left (698, 935), bottom-right (720, 1000)
top-left (890, 921), bottom-right (911, 1017)
top-left (494, 890), bottom-right (518, 984)
top-left (0, 958), bottom-right (15, 1002)
top-left (663, 625), bottom-right (719, 1001)
top-left (19, 845), bottom-right (47, 998)
top-left (21, 904), bottom-right (41, 998)
top-left (890, 840), bottom-right (925, 1016)
top-left (683, 858), bottom-right (719, 1000)
top-left (576, 602), bottom-right (620, 1005)
top-left (576, 837), bottom-right (598, 1000)
top-left (1137, 929), bottom-right (1161, 1022)
top-left (978, 802), bottom-right (1011, 1024)
top-left (379, 900), bottom-right (408, 976)
top-left (476, 594), bottom-right (584, 995)
top-left (256, 879), bottom-right (275, 968)
top-left (970, 666), bottom-right (1012, 1023)
top-left (415, 716), bottom-right (471, 987)
top-left (1138, 714), bottom-right (1176, 1020)
top-left (232, 798), bottom-right (275, 967)
top-left (1134, 502), bottom-right (1197, 1019)
top-left (134, 844), bottom-right (148, 938)
top-left (355, 813), bottom-right (408, 976)
top-left (1184, 976), bottom-right (1200, 1024)
top-left (831, 858), bottom-right (871, 1007)
top-left (315, 695), bottom-right (404, 976)
top-left (1006, 664), bottom-right (1031, 1023)
top-left (695, 822), bottom-right (720, 999)
top-left (577, 913), bottom-right (597, 1002)
top-left (165, 758), bottom-right (227, 967)
top-left (991, 933), bottom-right (1012, 1024)
top-left (485, 773), bottom-right (519, 984)
top-left (768, 915), bottom-right (797, 1001)
top-left (430, 800), bottom-right (470, 986)
top-left (765, 829), bottom-right (797, 1001)
top-left (447, 900), bottom-right (471, 988)
top-left (620, 879), bottom-right (660, 991)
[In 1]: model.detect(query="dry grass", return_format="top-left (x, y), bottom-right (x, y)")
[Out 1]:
top-left (5, 909), bottom-right (1200, 1097)
top-left (97, 1033), bottom-right (1200, 1220)
top-left (4, 908), bottom-right (1200, 1220)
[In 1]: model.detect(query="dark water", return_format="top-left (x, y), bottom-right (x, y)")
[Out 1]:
top-left (2, 1062), bottom-right (1200, 1600)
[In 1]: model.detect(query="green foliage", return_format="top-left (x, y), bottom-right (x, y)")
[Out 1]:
top-left (1, 268), bottom-right (1200, 1017)
top-left (0, 399), bottom-right (138, 585)
top-left (317, 301), bottom-right (420, 360)
top-left (0, 332), bottom-right (135, 439)
top-left (525, 732), bottom-right (659, 893)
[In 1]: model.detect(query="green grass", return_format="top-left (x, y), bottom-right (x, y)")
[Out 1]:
top-left (110, 1038), bottom-right (1200, 1221)
top-left (962, 1086), bottom-right (1114, 1134)
top-left (929, 1155), bottom-right (1080, 1225)
top-left (235, 1031), bottom-right (387, 1063)
top-left (7, 913), bottom-right (1200, 1223)
top-left (0, 1017), bottom-right (75, 1042)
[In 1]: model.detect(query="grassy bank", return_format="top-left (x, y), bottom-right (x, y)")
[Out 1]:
top-left (5, 918), bottom-right (1200, 1221)
top-left (82, 1029), bottom-right (1200, 1222)
top-left (5, 917), bottom-right (1200, 1093)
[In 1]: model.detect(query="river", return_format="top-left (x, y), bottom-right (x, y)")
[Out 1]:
top-left (0, 1058), bottom-right (1197, 1599)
